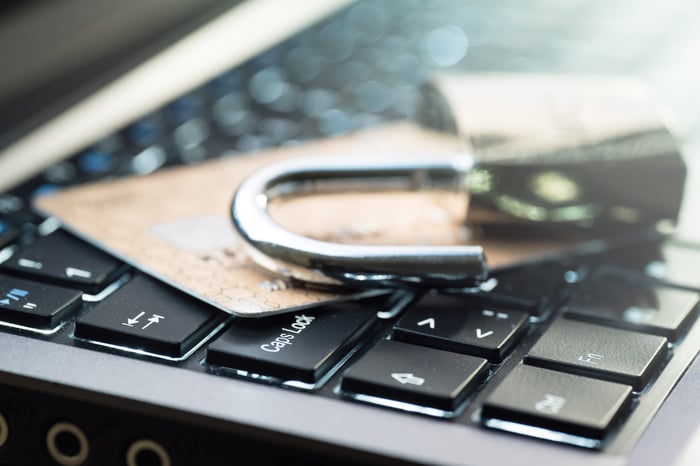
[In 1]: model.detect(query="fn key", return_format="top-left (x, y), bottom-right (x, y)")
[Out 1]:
top-left (482, 365), bottom-right (632, 442)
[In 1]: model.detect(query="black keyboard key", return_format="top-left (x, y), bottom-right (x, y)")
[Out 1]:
top-left (482, 365), bottom-right (632, 440)
top-left (1, 230), bottom-right (125, 293)
top-left (0, 219), bottom-right (21, 248)
top-left (341, 340), bottom-right (488, 411)
top-left (565, 272), bottom-right (699, 340)
top-left (393, 294), bottom-right (528, 362)
top-left (75, 275), bottom-right (223, 358)
top-left (599, 239), bottom-right (700, 290)
top-left (206, 297), bottom-right (382, 384)
top-left (647, 240), bottom-right (700, 289)
top-left (475, 262), bottom-right (571, 315)
top-left (526, 319), bottom-right (668, 390)
top-left (0, 275), bottom-right (81, 329)
top-left (592, 236), bottom-right (664, 272)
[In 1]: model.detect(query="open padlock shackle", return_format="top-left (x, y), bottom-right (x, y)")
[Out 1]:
top-left (231, 155), bottom-right (487, 290)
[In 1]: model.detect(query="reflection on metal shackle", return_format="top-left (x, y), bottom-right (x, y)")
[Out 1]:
top-left (230, 155), bottom-right (488, 290)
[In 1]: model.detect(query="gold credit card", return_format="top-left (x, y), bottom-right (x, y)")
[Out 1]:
top-left (35, 122), bottom-right (569, 317)
top-left (37, 122), bottom-right (518, 317)
top-left (35, 74), bottom-right (674, 317)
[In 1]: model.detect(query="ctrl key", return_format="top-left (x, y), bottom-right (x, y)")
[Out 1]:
top-left (481, 365), bottom-right (632, 445)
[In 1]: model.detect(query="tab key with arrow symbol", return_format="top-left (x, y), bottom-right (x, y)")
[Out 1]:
top-left (74, 274), bottom-right (224, 358)
top-left (121, 311), bottom-right (145, 327)
top-left (142, 314), bottom-right (165, 330)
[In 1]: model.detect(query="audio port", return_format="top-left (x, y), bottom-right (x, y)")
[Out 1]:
top-left (126, 439), bottom-right (172, 466)
top-left (0, 413), bottom-right (9, 448)
top-left (46, 422), bottom-right (90, 465)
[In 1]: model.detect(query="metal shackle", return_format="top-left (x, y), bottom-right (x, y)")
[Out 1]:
top-left (231, 155), bottom-right (487, 290)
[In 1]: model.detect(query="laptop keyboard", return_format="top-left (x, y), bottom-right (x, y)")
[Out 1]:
top-left (1, 221), bottom-right (698, 450)
top-left (2, 0), bottom-right (700, 458)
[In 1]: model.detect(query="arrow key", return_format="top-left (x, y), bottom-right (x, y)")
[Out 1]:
top-left (393, 294), bottom-right (529, 362)
top-left (342, 340), bottom-right (488, 411)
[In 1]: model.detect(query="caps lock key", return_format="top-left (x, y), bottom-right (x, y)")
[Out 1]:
top-left (206, 296), bottom-right (386, 384)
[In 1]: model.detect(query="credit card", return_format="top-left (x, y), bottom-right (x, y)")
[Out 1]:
top-left (38, 72), bottom-right (675, 317)
top-left (35, 122), bottom-right (574, 316)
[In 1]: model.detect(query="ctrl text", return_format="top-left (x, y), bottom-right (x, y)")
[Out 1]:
top-left (535, 394), bottom-right (567, 414)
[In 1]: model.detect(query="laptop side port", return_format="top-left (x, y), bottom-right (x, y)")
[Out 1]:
top-left (45, 421), bottom-right (90, 466)
top-left (0, 413), bottom-right (9, 448)
top-left (126, 438), bottom-right (172, 466)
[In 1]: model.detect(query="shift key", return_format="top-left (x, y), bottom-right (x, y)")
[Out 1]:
top-left (207, 296), bottom-right (384, 383)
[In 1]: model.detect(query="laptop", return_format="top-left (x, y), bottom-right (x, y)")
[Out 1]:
top-left (1, 1), bottom-right (699, 465)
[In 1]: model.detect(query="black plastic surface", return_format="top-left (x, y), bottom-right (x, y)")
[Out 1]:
top-left (1, 230), bottom-right (126, 293)
top-left (0, 274), bottom-right (81, 328)
top-left (75, 274), bottom-right (223, 357)
top-left (207, 298), bottom-right (381, 382)
top-left (393, 294), bottom-right (529, 362)
top-left (565, 271), bottom-right (700, 340)
top-left (342, 339), bottom-right (488, 411)
top-left (526, 319), bottom-right (668, 390)
top-left (482, 364), bottom-right (633, 439)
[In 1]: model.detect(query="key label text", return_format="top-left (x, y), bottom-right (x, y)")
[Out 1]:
top-left (535, 394), bottom-right (567, 414)
top-left (261, 314), bottom-right (316, 353)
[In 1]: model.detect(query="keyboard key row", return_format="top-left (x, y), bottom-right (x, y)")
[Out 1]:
top-left (1, 226), bottom-right (697, 448)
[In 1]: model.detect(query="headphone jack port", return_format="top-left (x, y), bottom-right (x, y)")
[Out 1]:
top-left (46, 421), bottom-right (90, 466)
top-left (126, 438), bottom-right (172, 466)
top-left (0, 413), bottom-right (9, 448)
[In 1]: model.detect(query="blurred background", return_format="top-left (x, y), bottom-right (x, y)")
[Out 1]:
top-left (1, 0), bottom-right (699, 206)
